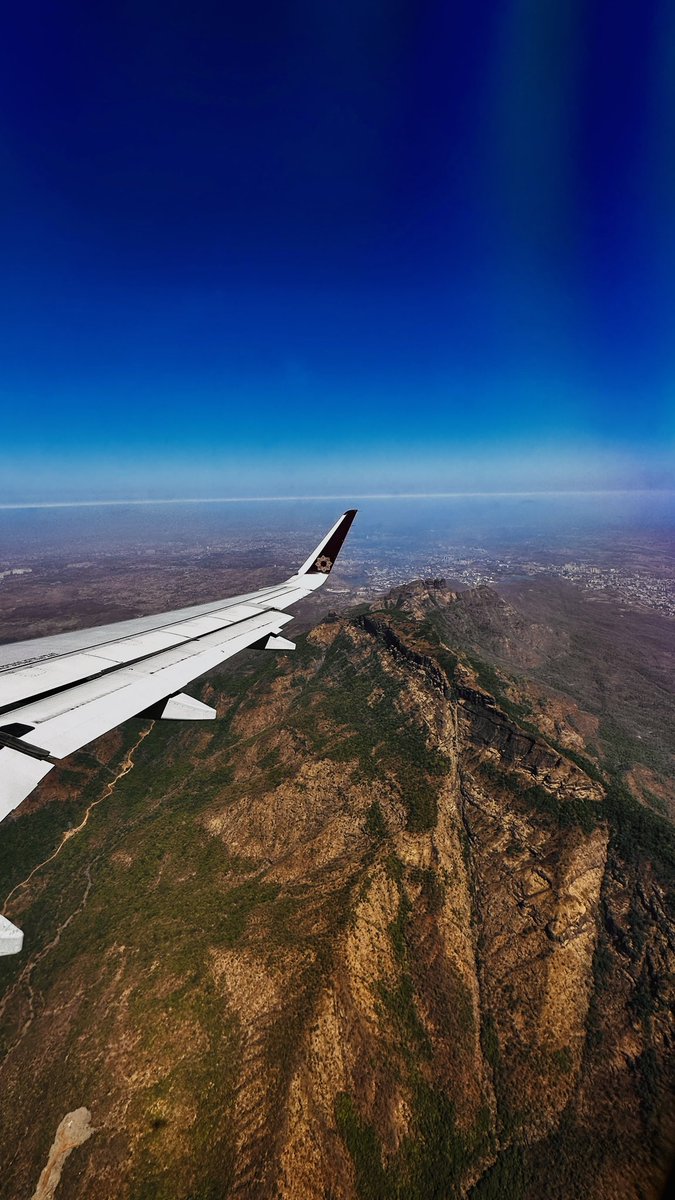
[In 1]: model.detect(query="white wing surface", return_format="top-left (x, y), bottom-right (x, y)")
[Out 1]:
top-left (0, 509), bottom-right (357, 952)
top-left (0, 508), bottom-right (357, 817)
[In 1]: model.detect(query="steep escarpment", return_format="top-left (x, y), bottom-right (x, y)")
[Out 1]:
top-left (0, 585), bottom-right (673, 1199)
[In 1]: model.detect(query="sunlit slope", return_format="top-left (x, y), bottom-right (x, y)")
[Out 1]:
top-left (0, 583), bottom-right (673, 1200)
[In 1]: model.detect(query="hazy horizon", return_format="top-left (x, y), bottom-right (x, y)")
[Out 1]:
top-left (0, 485), bottom-right (673, 513)
top-left (1, 442), bottom-right (671, 508)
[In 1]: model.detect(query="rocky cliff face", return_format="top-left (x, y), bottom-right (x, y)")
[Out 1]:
top-left (0, 584), bottom-right (673, 1199)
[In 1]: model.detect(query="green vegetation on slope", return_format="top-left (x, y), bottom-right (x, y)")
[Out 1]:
top-left (292, 626), bottom-right (448, 832)
top-left (336, 1084), bottom-right (487, 1200)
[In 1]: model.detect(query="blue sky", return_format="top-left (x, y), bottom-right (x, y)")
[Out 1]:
top-left (0, 1), bottom-right (673, 501)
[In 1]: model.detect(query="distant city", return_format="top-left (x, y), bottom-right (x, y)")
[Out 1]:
top-left (347, 550), bottom-right (675, 619)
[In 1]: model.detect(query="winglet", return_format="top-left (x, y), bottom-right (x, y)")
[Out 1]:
top-left (297, 509), bottom-right (357, 576)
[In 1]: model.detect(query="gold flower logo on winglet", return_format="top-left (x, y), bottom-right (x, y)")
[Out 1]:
top-left (314, 555), bottom-right (332, 573)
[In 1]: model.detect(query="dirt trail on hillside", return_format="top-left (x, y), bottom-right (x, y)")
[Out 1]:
top-left (4, 724), bottom-right (153, 913)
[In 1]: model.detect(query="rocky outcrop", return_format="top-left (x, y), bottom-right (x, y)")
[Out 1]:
top-left (30, 1108), bottom-right (93, 1200)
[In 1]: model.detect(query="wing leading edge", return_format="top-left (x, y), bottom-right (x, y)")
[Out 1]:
top-left (0, 509), bottom-right (357, 954)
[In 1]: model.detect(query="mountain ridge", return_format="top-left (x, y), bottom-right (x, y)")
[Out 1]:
top-left (0, 580), bottom-right (673, 1199)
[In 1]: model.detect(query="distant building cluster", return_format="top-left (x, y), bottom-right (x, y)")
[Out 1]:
top-left (0, 567), bottom-right (32, 581)
top-left (347, 547), bottom-right (675, 620)
top-left (537, 560), bottom-right (675, 618)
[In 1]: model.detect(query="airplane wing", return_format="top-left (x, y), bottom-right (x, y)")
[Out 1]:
top-left (0, 508), bottom-right (357, 911)
top-left (1, 508), bottom-right (356, 951)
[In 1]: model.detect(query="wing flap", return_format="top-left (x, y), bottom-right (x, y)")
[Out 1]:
top-left (0, 915), bottom-right (24, 956)
top-left (0, 747), bottom-right (54, 822)
top-left (7, 610), bottom-right (293, 761)
top-left (0, 652), bottom-right (129, 709)
top-left (0, 593), bottom-right (310, 713)
top-left (81, 629), bottom-right (188, 664)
